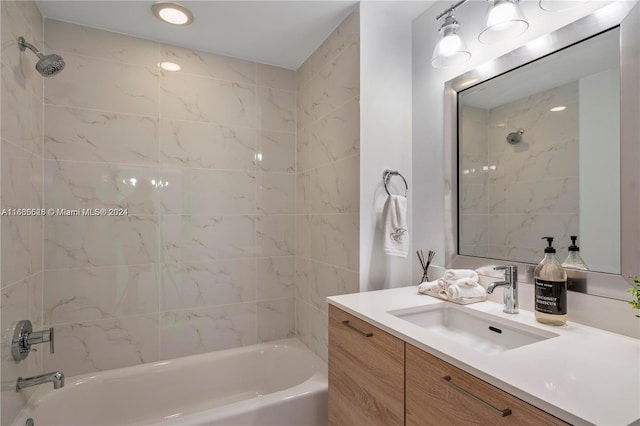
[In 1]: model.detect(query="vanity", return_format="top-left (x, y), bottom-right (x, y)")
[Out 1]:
top-left (327, 287), bottom-right (640, 426)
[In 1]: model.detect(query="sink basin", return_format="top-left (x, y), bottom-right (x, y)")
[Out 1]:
top-left (388, 304), bottom-right (558, 354)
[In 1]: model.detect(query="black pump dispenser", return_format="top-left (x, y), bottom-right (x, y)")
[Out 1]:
top-left (568, 236), bottom-right (579, 252)
top-left (542, 237), bottom-right (556, 253)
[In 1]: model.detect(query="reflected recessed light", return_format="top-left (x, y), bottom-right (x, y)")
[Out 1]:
top-left (152, 2), bottom-right (194, 25)
top-left (159, 61), bottom-right (181, 71)
top-left (550, 106), bottom-right (566, 112)
top-left (496, 123), bottom-right (506, 128)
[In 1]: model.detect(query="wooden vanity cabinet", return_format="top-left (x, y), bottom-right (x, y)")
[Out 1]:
top-left (328, 305), bottom-right (404, 426)
top-left (328, 305), bottom-right (569, 426)
top-left (405, 343), bottom-right (568, 426)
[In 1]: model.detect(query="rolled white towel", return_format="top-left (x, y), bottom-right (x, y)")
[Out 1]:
top-left (446, 284), bottom-right (487, 300)
top-left (444, 269), bottom-right (479, 282)
top-left (447, 277), bottom-right (479, 287)
top-left (437, 278), bottom-right (448, 291)
top-left (418, 280), bottom-right (439, 294)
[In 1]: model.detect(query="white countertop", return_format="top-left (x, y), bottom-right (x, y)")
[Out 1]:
top-left (328, 286), bottom-right (640, 426)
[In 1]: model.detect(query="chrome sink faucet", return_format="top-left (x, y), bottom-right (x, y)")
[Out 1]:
top-left (16, 371), bottom-right (65, 391)
top-left (487, 265), bottom-right (518, 314)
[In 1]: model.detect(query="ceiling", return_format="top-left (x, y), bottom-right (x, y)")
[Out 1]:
top-left (35, 1), bottom-right (360, 70)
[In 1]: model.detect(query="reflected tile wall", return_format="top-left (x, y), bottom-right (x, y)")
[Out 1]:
top-left (295, 9), bottom-right (359, 363)
top-left (1, 2), bottom-right (45, 425)
top-left (40, 19), bottom-right (298, 378)
top-left (459, 82), bottom-right (579, 260)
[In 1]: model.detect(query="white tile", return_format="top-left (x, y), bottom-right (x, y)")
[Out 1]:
top-left (45, 19), bottom-right (159, 66)
top-left (45, 215), bottom-right (159, 269)
top-left (45, 106), bottom-right (159, 164)
top-left (257, 63), bottom-right (295, 91)
top-left (160, 303), bottom-right (256, 359)
top-left (160, 72), bottom-right (255, 127)
top-left (161, 44), bottom-right (255, 84)
top-left (257, 173), bottom-right (295, 215)
top-left (161, 215), bottom-right (255, 263)
top-left (45, 51), bottom-right (159, 115)
top-left (160, 119), bottom-right (255, 170)
top-left (43, 315), bottom-right (159, 377)
top-left (310, 214), bottom-right (359, 271)
top-left (44, 160), bottom-right (161, 215)
top-left (256, 215), bottom-right (295, 257)
top-left (257, 257), bottom-right (294, 300)
top-left (162, 259), bottom-right (256, 311)
top-left (256, 131), bottom-right (295, 173)
top-left (44, 265), bottom-right (159, 325)
top-left (257, 298), bottom-right (295, 342)
top-left (257, 86), bottom-right (295, 133)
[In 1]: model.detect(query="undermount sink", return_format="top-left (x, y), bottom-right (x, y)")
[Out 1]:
top-left (388, 304), bottom-right (558, 354)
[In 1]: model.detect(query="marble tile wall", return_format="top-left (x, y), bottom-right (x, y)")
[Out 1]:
top-left (459, 82), bottom-right (579, 263)
top-left (40, 19), bottom-right (297, 378)
top-left (1, 1), bottom-right (45, 424)
top-left (295, 10), bottom-right (360, 362)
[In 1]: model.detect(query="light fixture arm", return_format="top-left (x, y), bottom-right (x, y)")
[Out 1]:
top-left (436, 0), bottom-right (471, 21)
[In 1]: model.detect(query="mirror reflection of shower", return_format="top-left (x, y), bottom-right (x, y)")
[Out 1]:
top-left (506, 128), bottom-right (528, 152)
top-left (506, 128), bottom-right (525, 144)
top-left (18, 36), bottom-right (66, 77)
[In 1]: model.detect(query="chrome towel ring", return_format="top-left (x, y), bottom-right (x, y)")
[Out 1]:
top-left (383, 169), bottom-right (408, 197)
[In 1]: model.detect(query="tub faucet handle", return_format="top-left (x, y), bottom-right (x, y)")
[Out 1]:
top-left (11, 320), bottom-right (55, 361)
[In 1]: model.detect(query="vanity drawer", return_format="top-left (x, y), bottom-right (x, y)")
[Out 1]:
top-left (405, 343), bottom-right (568, 426)
top-left (328, 305), bottom-right (404, 426)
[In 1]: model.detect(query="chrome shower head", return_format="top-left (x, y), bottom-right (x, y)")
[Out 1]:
top-left (506, 128), bottom-right (525, 145)
top-left (18, 36), bottom-right (65, 77)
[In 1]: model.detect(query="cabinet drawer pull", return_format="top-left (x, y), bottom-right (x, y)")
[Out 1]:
top-left (341, 320), bottom-right (373, 337)
top-left (441, 376), bottom-right (512, 417)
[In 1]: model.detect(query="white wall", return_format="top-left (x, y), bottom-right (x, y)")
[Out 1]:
top-left (412, 1), bottom-right (639, 337)
top-left (360, 2), bottom-right (416, 291)
top-left (579, 69), bottom-right (621, 273)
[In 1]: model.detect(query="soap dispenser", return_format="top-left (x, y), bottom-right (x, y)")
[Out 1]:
top-left (534, 237), bottom-right (567, 326)
top-left (562, 236), bottom-right (588, 271)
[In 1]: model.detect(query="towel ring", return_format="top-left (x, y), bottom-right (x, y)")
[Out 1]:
top-left (383, 169), bottom-right (408, 197)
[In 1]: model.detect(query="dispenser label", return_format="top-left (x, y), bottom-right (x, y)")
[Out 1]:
top-left (535, 279), bottom-right (567, 315)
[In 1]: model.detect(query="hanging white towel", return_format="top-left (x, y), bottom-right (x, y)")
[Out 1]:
top-left (382, 194), bottom-right (409, 258)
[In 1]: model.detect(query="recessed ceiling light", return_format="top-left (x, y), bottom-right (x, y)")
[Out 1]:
top-left (159, 61), bottom-right (181, 72)
top-left (550, 106), bottom-right (567, 112)
top-left (152, 2), bottom-right (194, 25)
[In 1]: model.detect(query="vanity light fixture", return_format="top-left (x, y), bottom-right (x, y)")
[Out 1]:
top-left (550, 105), bottom-right (567, 112)
top-left (152, 2), bottom-right (194, 25)
top-left (431, 0), bottom-right (529, 69)
top-left (539, 0), bottom-right (591, 12)
top-left (478, 0), bottom-right (529, 44)
top-left (431, 13), bottom-right (472, 69)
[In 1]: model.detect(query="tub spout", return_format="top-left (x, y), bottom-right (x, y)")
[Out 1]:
top-left (16, 371), bottom-right (65, 391)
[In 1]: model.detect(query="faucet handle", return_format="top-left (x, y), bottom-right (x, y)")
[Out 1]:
top-left (494, 265), bottom-right (518, 280)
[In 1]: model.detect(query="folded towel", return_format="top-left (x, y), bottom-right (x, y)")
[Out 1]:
top-left (444, 269), bottom-right (479, 282)
top-left (447, 277), bottom-right (479, 288)
top-left (418, 280), bottom-right (439, 294)
top-left (446, 284), bottom-right (487, 300)
top-left (437, 278), bottom-right (448, 291)
top-left (382, 194), bottom-right (409, 258)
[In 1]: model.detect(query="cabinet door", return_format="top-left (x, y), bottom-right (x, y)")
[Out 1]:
top-left (328, 305), bottom-right (404, 426)
top-left (406, 344), bottom-right (568, 426)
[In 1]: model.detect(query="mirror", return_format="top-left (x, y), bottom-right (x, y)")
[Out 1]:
top-left (458, 28), bottom-right (620, 274)
top-left (444, 2), bottom-right (639, 301)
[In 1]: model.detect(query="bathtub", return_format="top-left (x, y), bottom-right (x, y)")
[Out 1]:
top-left (10, 338), bottom-right (328, 426)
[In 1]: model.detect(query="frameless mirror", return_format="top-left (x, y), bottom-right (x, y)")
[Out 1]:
top-left (458, 28), bottom-right (620, 274)
top-left (444, 2), bottom-right (639, 301)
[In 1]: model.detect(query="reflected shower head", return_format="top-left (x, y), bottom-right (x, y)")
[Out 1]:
top-left (506, 129), bottom-right (525, 145)
top-left (18, 36), bottom-right (65, 77)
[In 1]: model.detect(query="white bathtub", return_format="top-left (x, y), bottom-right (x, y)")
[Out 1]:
top-left (10, 339), bottom-right (328, 426)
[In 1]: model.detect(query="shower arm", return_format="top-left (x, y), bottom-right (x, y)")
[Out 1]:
top-left (18, 36), bottom-right (44, 59)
